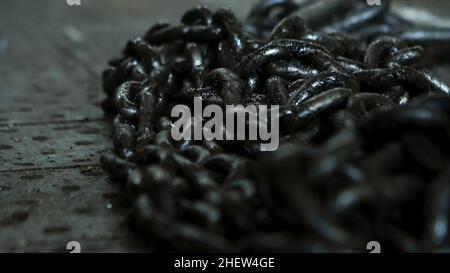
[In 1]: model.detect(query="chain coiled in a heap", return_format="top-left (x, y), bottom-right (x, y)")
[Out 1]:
top-left (100, 0), bottom-right (450, 252)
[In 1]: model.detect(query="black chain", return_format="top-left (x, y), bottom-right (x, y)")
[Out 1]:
top-left (100, 0), bottom-right (450, 252)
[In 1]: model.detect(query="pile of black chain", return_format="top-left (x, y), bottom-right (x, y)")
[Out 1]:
top-left (100, 0), bottom-right (450, 252)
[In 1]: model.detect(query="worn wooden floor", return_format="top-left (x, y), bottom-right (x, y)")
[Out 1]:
top-left (0, 0), bottom-right (449, 252)
top-left (0, 0), bottom-right (262, 253)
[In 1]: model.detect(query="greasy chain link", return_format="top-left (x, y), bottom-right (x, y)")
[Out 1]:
top-left (100, 0), bottom-right (450, 252)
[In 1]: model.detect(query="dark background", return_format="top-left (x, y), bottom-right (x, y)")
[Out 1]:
top-left (0, 0), bottom-right (449, 252)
